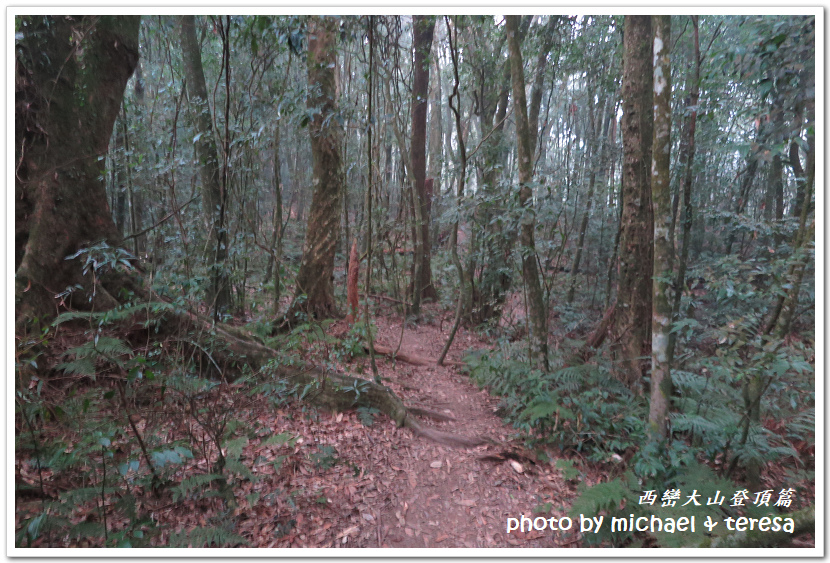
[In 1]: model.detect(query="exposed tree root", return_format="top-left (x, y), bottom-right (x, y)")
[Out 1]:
top-left (406, 406), bottom-right (456, 422)
top-left (162, 307), bottom-right (485, 449)
top-left (272, 364), bottom-right (484, 448)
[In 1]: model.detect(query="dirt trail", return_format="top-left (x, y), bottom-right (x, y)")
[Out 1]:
top-left (321, 305), bottom-right (578, 548)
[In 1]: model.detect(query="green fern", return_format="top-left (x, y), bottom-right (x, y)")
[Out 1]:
top-left (168, 526), bottom-right (248, 548)
top-left (260, 432), bottom-right (296, 448)
top-left (55, 357), bottom-right (96, 377)
top-left (67, 337), bottom-right (131, 358)
top-left (223, 458), bottom-right (257, 482)
top-left (171, 474), bottom-right (225, 502)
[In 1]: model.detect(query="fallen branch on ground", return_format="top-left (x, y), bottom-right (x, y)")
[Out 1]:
top-left (358, 292), bottom-right (411, 307)
top-left (366, 342), bottom-right (465, 367)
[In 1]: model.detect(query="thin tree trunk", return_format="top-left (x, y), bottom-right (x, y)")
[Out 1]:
top-left (648, 14), bottom-right (673, 442)
top-left (567, 92), bottom-right (603, 303)
top-left (438, 16), bottom-right (468, 366)
top-left (765, 123), bottom-right (814, 337)
top-left (179, 15), bottom-right (232, 317)
top-left (668, 16), bottom-right (700, 363)
top-left (471, 16), bottom-right (533, 324)
top-left (365, 16), bottom-right (380, 381)
top-left (507, 15), bottom-right (549, 372)
top-left (112, 111), bottom-right (128, 235)
top-left (788, 105), bottom-right (807, 220)
top-left (264, 120), bottom-right (284, 316)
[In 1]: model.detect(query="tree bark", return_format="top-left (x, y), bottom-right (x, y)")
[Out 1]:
top-left (616, 15), bottom-right (654, 389)
top-left (15, 15), bottom-right (142, 331)
top-left (506, 15), bottom-right (549, 372)
top-left (471, 17), bottom-right (533, 324)
top-left (567, 92), bottom-right (604, 303)
top-left (766, 121), bottom-right (814, 337)
top-left (264, 120), bottom-right (284, 316)
top-left (179, 15), bottom-right (232, 317)
top-left (285, 16), bottom-right (343, 324)
top-left (648, 15), bottom-right (673, 442)
top-left (437, 15), bottom-right (468, 366)
top-left (668, 16), bottom-right (700, 363)
top-left (409, 16), bottom-right (438, 312)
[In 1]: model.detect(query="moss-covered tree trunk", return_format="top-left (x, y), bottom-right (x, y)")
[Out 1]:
top-left (15, 15), bottom-right (141, 332)
top-left (615, 15), bottom-right (654, 389)
top-left (506, 15), bottom-right (549, 372)
top-left (285, 16), bottom-right (343, 323)
top-left (648, 15), bottom-right (673, 441)
top-left (179, 15), bottom-right (232, 318)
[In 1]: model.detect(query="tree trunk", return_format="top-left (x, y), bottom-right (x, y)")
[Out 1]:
top-left (438, 15), bottom-right (469, 366)
top-left (766, 123), bottom-right (814, 337)
top-left (283, 17), bottom-right (343, 324)
top-left (668, 16), bottom-right (700, 363)
top-left (528, 17), bottom-right (560, 160)
top-left (264, 120), bottom-right (284, 316)
top-left (428, 52), bottom-right (443, 252)
top-left (409, 15), bottom-right (437, 313)
top-left (471, 17), bottom-right (532, 324)
top-left (506, 15), bottom-right (549, 372)
top-left (179, 15), bottom-right (232, 317)
top-left (567, 92), bottom-right (604, 303)
top-left (725, 133), bottom-right (763, 254)
top-left (788, 108), bottom-right (807, 220)
top-left (648, 14), bottom-right (673, 442)
top-left (15, 15), bottom-right (142, 331)
top-left (615, 15), bottom-right (654, 389)
top-left (112, 111), bottom-right (128, 235)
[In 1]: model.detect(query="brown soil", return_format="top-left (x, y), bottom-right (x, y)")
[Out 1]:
top-left (302, 304), bottom-right (581, 548)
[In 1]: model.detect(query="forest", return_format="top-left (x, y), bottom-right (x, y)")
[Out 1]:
top-left (14, 14), bottom-right (816, 550)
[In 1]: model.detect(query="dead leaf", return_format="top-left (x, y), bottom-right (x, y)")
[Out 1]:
top-left (336, 525), bottom-right (359, 539)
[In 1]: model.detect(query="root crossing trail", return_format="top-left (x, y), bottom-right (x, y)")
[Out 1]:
top-left (315, 306), bottom-right (577, 548)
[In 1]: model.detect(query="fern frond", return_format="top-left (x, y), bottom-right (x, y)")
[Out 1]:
top-left (56, 358), bottom-right (96, 377)
top-left (168, 526), bottom-right (248, 548)
top-left (171, 473), bottom-right (225, 503)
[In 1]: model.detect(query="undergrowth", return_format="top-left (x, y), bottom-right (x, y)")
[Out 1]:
top-left (464, 310), bottom-right (814, 548)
